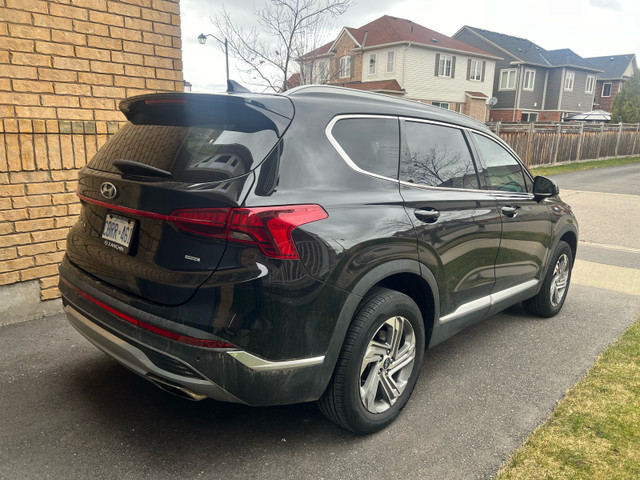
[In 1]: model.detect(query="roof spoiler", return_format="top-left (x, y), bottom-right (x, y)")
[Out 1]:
top-left (227, 79), bottom-right (252, 93)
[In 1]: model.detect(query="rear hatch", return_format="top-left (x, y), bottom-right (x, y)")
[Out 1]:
top-left (66, 92), bottom-right (294, 306)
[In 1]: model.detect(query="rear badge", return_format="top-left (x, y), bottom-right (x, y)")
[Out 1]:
top-left (184, 255), bottom-right (201, 263)
top-left (100, 182), bottom-right (118, 200)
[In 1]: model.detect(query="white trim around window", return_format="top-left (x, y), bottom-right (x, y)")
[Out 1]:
top-left (438, 55), bottom-right (453, 77)
top-left (602, 82), bottom-right (612, 97)
top-left (368, 53), bottom-right (376, 75)
top-left (523, 69), bottom-right (535, 91)
top-left (564, 70), bottom-right (575, 91)
top-left (499, 69), bottom-right (517, 90)
top-left (470, 59), bottom-right (482, 81)
top-left (585, 75), bottom-right (595, 94)
top-left (386, 50), bottom-right (395, 73)
top-left (339, 55), bottom-right (351, 78)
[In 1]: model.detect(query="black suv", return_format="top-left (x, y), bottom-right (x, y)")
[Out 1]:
top-left (60, 85), bottom-right (578, 434)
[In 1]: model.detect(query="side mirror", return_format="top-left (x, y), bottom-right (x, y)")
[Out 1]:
top-left (533, 176), bottom-right (559, 199)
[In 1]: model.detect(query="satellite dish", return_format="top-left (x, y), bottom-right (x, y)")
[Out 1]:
top-left (488, 97), bottom-right (498, 107)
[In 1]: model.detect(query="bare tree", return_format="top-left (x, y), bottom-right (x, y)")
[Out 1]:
top-left (213, 0), bottom-right (353, 92)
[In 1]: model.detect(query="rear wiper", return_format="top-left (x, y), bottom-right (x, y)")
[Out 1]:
top-left (113, 159), bottom-right (173, 179)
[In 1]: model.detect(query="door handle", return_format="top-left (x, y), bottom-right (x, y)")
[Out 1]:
top-left (501, 205), bottom-right (520, 218)
top-left (414, 208), bottom-right (440, 223)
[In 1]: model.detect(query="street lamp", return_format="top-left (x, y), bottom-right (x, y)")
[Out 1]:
top-left (198, 33), bottom-right (229, 84)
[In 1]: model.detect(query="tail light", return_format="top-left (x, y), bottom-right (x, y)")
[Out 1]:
top-left (171, 205), bottom-right (328, 259)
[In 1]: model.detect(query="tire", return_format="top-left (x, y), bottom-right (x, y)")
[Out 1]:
top-left (523, 240), bottom-right (573, 317)
top-left (318, 287), bottom-right (425, 434)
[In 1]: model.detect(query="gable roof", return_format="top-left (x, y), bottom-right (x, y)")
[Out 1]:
top-left (461, 26), bottom-right (601, 72)
top-left (585, 54), bottom-right (637, 80)
top-left (303, 15), bottom-right (499, 60)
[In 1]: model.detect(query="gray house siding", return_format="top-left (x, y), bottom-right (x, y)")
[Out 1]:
top-left (518, 66), bottom-right (546, 109)
top-left (544, 69), bottom-right (563, 110)
top-left (559, 70), bottom-right (595, 112)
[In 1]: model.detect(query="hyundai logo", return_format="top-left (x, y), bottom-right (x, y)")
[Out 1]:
top-left (100, 182), bottom-right (118, 200)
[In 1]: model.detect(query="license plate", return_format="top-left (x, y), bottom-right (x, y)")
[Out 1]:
top-left (101, 213), bottom-right (136, 253)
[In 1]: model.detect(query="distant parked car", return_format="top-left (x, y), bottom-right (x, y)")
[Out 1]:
top-left (60, 85), bottom-right (578, 434)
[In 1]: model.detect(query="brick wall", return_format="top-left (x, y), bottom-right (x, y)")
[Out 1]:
top-left (326, 32), bottom-right (361, 84)
top-left (1, 0), bottom-right (183, 304)
top-left (593, 80), bottom-right (623, 112)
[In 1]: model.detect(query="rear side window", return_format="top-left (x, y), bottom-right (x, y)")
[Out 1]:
top-left (89, 123), bottom-right (279, 183)
top-left (401, 121), bottom-right (479, 189)
top-left (472, 133), bottom-right (528, 193)
top-left (330, 117), bottom-right (400, 179)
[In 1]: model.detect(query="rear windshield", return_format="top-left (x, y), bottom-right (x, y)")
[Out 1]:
top-left (88, 123), bottom-right (279, 183)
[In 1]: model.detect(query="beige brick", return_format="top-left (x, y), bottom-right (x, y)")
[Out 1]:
top-left (110, 51), bottom-right (143, 65)
top-left (57, 108), bottom-right (94, 121)
top-left (8, 24), bottom-right (51, 41)
top-left (5, 134), bottom-right (21, 171)
top-left (143, 55), bottom-right (172, 69)
top-left (151, 0), bottom-right (179, 14)
top-left (0, 7), bottom-right (32, 23)
top-left (0, 271), bottom-right (20, 285)
top-left (35, 251), bottom-right (65, 266)
top-left (72, 135), bottom-right (86, 168)
top-left (45, 120), bottom-right (59, 134)
top-left (11, 52), bottom-right (51, 68)
top-left (4, 120), bottom-right (18, 133)
top-left (33, 13), bottom-right (73, 31)
top-left (120, 0), bottom-right (151, 7)
top-left (50, 3), bottom-right (88, 20)
top-left (59, 136), bottom-right (74, 169)
top-left (0, 184), bottom-right (25, 197)
top-left (67, 203), bottom-right (81, 215)
top-left (5, 0), bottom-right (48, 14)
top-left (40, 95), bottom-right (80, 108)
top-left (90, 60), bottom-right (124, 75)
top-left (89, 10), bottom-right (124, 27)
top-left (0, 232), bottom-right (30, 248)
top-left (26, 182), bottom-right (67, 195)
top-left (35, 42), bottom-right (75, 58)
top-left (18, 119), bottom-right (33, 133)
top-left (171, 14), bottom-right (180, 26)
top-left (2, 65), bottom-right (38, 80)
top-left (0, 92), bottom-right (40, 106)
top-left (54, 82), bottom-right (92, 96)
top-left (40, 275), bottom-right (60, 290)
top-left (140, 7), bottom-right (170, 23)
top-left (123, 40), bottom-right (154, 55)
top-left (51, 29), bottom-right (87, 46)
top-left (51, 170), bottom-right (79, 181)
top-left (0, 37), bottom-right (35, 53)
top-left (71, 0), bottom-right (106, 9)
top-left (0, 222), bottom-right (14, 235)
top-left (31, 227), bottom-right (70, 243)
top-left (33, 120), bottom-right (46, 134)
top-left (0, 197), bottom-right (11, 210)
top-left (109, 26), bottom-right (142, 42)
top-left (9, 171), bottom-right (51, 183)
top-left (75, 46), bottom-right (110, 61)
top-left (152, 22), bottom-right (180, 37)
top-left (107, 0), bottom-right (140, 17)
top-left (171, 37), bottom-right (181, 49)
top-left (0, 247), bottom-right (18, 261)
top-left (114, 75), bottom-right (145, 88)
top-left (20, 134), bottom-right (35, 170)
top-left (124, 64), bottom-right (155, 78)
top-left (154, 45), bottom-right (181, 59)
top-left (145, 78), bottom-right (175, 91)
top-left (3, 256), bottom-right (35, 272)
top-left (15, 217), bottom-right (55, 232)
top-left (91, 85), bottom-right (125, 98)
top-left (13, 194), bottom-right (51, 209)
top-left (65, 180), bottom-right (78, 192)
top-left (14, 106), bottom-right (57, 119)
top-left (94, 109), bottom-right (126, 121)
top-left (46, 136), bottom-right (62, 170)
top-left (80, 97), bottom-right (116, 109)
top-left (0, 51), bottom-right (8, 63)
top-left (87, 34), bottom-right (122, 51)
top-left (73, 20), bottom-right (109, 37)
top-left (33, 134), bottom-right (48, 171)
top-left (12, 79), bottom-right (53, 93)
top-left (77, 72), bottom-right (113, 86)
top-left (0, 79), bottom-right (11, 92)
top-left (41, 287), bottom-right (61, 300)
top-left (54, 216), bottom-right (77, 228)
top-left (53, 57), bottom-right (90, 72)
top-left (124, 16), bottom-right (152, 32)
top-left (21, 264), bottom-right (59, 282)
top-left (18, 241), bottom-right (59, 256)
top-left (142, 31), bottom-right (171, 47)
top-left (155, 68), bottom-right (182, 81)
top-left (27, 205), bottom-right (68, 219)
top-left (38, 68), bottom-right (77, 82)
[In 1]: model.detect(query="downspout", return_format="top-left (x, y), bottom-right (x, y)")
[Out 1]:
top-left (558, 68), bottom-right (565, 119)
top-left (541, 69), bottom-right (549, 115)
top-left (403, 42), bottom-right (410, 92)
top-left (513, 64), bottom-right (522, 122)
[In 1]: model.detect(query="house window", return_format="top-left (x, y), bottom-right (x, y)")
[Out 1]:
top-left (585, 75), bottom-right (595, 94)
top-left (499, 69), bottom-right (517, 90)
top-left (339, 56), bottom-right (351, 78)
top-left (564, 71), bottom-right (575, 91)
top-left (369, 54), bottom-right (376, 75)
top-left (431, 101), bottom-right (450, 110)
top-left (387, 51), bottom-right (395, 73)
top-left (469, 60), bottom-right (483, 81)
top-left (523, 69), bottom-right (535, 90)
top-left (438, 55), bottom-right (453, 77)
top-left (602, 82), bottom-right (612, 97)
top-left (521, 112), bottom-right (538, 122)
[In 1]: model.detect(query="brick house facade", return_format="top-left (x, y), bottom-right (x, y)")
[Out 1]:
top-left (1, 0), bottom-right (183, 315)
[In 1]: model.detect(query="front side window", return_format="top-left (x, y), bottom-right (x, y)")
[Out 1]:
top-left (401, 121), bottom-right (479, 189)
top-left (387, 51), bottom-right (395, 73)
top-left (523, 69), bottom-right (536, 90)
top-left (585, 75), bottom-right (595, 93)
top-left (469, 60), bottom-right (483, 81)
top-left (438, 55), bottom-right (453, 77)
top-left (472, 133), bottom-right (527, 193)
top-left (331, 117), bottom-right (400, 179)
top-left (369, 54), bottom-right (376, 75)
top-left (564, 71), bottom-right (575, 91)
top-left (499, 69), bottom-right (517, 90)
top-left (340, 56), bottom-right (351, 78)
top-left (602, 82), bottom-right (612, 97)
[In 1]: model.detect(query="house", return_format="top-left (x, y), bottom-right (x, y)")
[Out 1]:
top-left (584, 54), bottom-right (638, 112)
top-left (298, 15), bottom-right (501, 121)
top-left (453, 26), bottom-right (603, 122)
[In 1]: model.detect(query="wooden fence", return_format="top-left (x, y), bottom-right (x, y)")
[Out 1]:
top-left (487, 122), bottom-right (640, 167)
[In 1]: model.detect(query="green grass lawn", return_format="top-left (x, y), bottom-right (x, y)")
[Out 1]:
top-left (530, 157), bottom-right (640, 177)
top-left (497, 316), bottom-right (640, 480)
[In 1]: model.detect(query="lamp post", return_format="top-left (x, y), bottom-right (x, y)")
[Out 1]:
top-left (198, 33), bottom-right (229, 84)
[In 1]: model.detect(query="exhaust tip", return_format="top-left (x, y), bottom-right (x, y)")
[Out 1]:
top-left (147, 374), bottom-right (207, 401)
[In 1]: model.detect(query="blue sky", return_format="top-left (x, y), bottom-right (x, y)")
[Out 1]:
top-left (180, 0), bottom-right (640, 92)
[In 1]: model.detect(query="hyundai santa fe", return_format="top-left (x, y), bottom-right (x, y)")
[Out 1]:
top-left (59, 85), bottom-right (578, 434)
